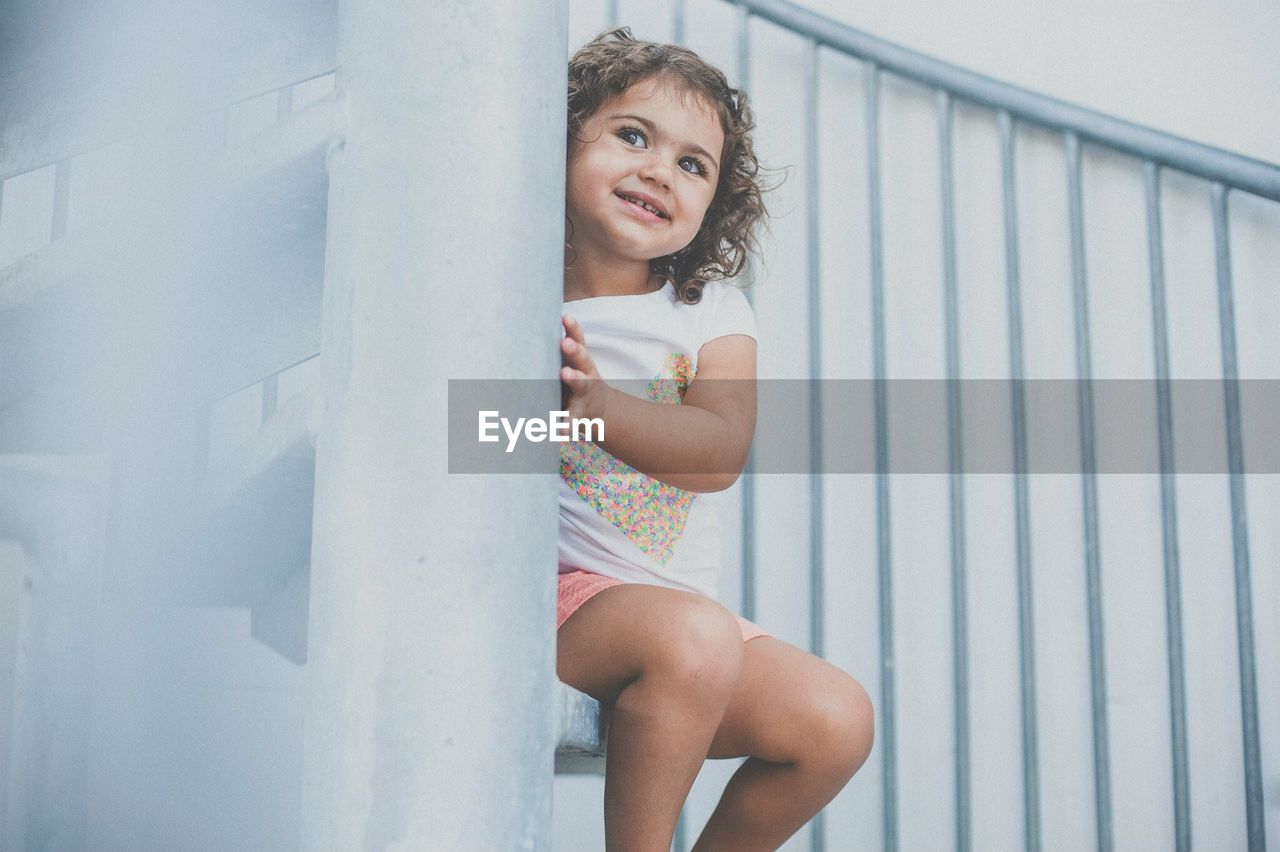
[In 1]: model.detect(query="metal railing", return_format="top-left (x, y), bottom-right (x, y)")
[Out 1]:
top-left (619, 1), bottom-right (1280, 850)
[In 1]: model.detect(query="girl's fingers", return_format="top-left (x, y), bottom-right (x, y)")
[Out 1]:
top-left (562, 314), bottom-right (587, 345)
top-left (560, 337), bottom-right (595, 375)
top-left (560, 367), bottom-right (591, 404)
top-left (559, 317), bottom-right (598, 402)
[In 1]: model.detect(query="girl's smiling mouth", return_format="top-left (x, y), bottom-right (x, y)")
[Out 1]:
top-left (615, 191), bottom-right (669, 222)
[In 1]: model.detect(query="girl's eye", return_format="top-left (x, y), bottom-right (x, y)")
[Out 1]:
top-left (618, 127), bottom-right (646, 147)
top-left (622, 124), bottom-right (716, 177)
top-left (680, 156), bottom-right (709, 176)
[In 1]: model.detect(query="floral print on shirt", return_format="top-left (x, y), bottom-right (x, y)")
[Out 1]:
top-left (561, 353), bottom-right (697, 565)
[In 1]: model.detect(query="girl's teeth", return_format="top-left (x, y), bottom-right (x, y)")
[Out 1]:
top-left (625, 196), bottom-right (662, 217)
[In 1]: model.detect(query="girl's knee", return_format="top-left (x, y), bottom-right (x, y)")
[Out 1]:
top-left (806, 673), bottom-right (875, 777)
top-left (648, 596), bottom-right (745, 697)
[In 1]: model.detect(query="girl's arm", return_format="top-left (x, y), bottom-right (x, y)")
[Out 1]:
top-left (560, 314), bottom-right (756, 493)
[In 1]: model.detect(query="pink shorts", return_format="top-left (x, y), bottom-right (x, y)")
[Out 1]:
top-left (557, 568), bottom-right (771, 643)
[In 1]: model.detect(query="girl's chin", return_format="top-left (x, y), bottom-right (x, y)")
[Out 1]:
top-left (610, 230), bottom-right (690, 258)
top-left (598, 235), bottom-right (673, 260)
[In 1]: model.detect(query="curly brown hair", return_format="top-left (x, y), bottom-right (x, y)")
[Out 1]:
top-left (567, 27), bottom-right (771, 304)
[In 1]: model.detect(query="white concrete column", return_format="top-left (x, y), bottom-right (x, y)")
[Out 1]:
top-left (300, 2), bottom-right (566, 848)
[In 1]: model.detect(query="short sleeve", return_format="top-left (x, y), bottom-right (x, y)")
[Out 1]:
top-left (699, 283), bottom-right (757, 345)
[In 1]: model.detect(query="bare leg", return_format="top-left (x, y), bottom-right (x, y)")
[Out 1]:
top-left (557, 583), bottom-right (746, 852)
top-left (692, 636), bottom-right (874, 851)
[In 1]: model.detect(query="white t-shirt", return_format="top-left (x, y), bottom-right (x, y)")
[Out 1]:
top-left (558, 280), bottom-right (757, 600)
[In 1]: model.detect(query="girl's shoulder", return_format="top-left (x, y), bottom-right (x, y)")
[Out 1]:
top-left (695, 279), bottom-right (747, 304)
top-left (673, 280), bottom-right (750, 316)
top-left (690, 281), bottom-right (756, 344)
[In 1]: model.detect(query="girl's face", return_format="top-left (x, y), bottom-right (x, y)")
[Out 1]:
top-left (566, 76), bottom-right (725, 269)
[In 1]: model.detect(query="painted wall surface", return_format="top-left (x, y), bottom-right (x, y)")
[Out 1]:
top-left (797, 0), bottom-right (1280, 164)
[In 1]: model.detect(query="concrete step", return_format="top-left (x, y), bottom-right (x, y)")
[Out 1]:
top-left (250, 567), bottom-right (309, 665)
top-left (554, 679), bottom-right (606, 776)
top-left (182, 385), bottom-right (321, 608)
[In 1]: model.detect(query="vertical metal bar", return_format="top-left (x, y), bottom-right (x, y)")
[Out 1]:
top-left (606, 0), bottom-right (619, 28)
top-left (998, 109), bottom-right (1041, 852)
top-left (1210, 182), bottom-right (1266, 852)
top-left (804, 36), bottom-right (827, 852)
top-left (672, 0), bottom-right (685, 43)
top-left (804, 38), bottom-right (824, 657)
top-left (1143, 161), bottom-right (1191, 852)
top-left (687, 20), bottom-right (740, 852)
top-left (51, 159), bottom-right (71, 240)
top-left (736, 3), bottom-right (751, 95)
top-left (936, 90), bottom-right (970, 852)
top-left (665, 50), bottom-right (686, 769)
top-left (737, 3), bottom-right (757, 626)
top-left (865, 60), bottom-right (896, 852)
top-left (1063, 129), bottom-right (1113, 852)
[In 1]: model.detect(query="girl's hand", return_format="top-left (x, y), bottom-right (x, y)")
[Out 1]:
top-left (560, 314), bottom-right (610, 422)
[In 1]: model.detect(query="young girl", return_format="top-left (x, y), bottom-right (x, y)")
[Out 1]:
top-left (556, 28), bottom-right (874, 851)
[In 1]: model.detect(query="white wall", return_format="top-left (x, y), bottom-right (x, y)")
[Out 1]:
top-left (798, 0), bottom-right (1280, 164)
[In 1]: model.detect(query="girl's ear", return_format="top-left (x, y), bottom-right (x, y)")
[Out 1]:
top-left (564, 215), bottom-right (577, 267)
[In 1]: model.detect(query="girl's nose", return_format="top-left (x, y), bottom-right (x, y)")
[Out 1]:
top-left (638, 156), bottom-right (673, 190)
